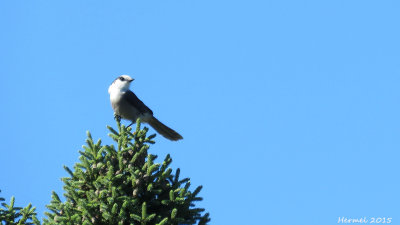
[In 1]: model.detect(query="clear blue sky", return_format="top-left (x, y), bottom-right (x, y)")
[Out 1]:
top-left (1, 1), bottom-right (400, 224)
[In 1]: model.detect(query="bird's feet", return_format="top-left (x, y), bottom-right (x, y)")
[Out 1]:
top-left (114, 114), bottom-right (122, 122)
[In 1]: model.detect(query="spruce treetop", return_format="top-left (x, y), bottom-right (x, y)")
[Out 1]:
top-left (43, 118), bottom-right (210, 225)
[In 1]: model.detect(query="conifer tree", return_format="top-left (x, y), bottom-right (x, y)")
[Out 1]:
top-left (43, 118), bottom-right (210, 225)
top-left (0, 190), bottom-right (40, 225)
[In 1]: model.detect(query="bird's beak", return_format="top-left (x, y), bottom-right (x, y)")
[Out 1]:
top-left (129, 78), bottom-right (134, 82)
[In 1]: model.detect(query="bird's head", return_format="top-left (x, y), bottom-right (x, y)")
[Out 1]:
top-left (108, 75), bottom-right (134, 93)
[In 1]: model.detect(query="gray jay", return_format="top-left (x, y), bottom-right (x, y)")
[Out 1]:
top-left (108, 75), bottom-right (183, 141)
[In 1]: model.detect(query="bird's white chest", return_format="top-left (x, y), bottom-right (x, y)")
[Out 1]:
top-left (109, 90), bottom-right (123, 103)
top-left (109, 90), bottom-right (126, 113)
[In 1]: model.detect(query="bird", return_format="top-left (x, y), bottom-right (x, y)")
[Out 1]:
top-left (108, 75), bottom-right (183, 141)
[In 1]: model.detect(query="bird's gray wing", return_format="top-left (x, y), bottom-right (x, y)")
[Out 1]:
top-left (123, 90), bottom-right (153, 115)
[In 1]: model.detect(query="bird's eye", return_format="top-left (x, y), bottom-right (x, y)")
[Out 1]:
top-left (119, 77), bottom-right (125, 81)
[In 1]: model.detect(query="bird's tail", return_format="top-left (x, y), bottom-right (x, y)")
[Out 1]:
top-left (147, 117), bottom-right (183, 141)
